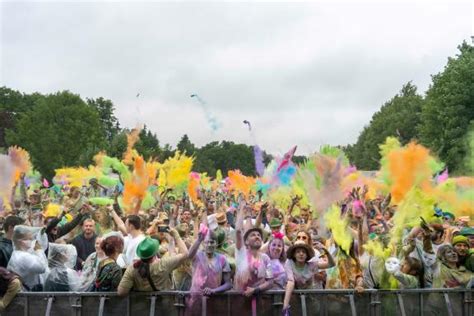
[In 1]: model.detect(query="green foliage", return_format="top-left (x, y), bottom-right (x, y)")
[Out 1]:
top-left (135, 126), bottom-right (161, 160)
top-left (5, 91), bottom-right (106, 179)
top-left (419, 42), bottom-right (474, 174)
top-left (87, 97), bottom-right (120, 143)
top-left (176, 134), bottom-right (196, 156)
top-left (194, 141), bottom-right (256, 177)
top-left (347, 82), bottom-right (423, 170)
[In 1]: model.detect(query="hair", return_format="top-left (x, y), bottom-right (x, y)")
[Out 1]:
top-left (82, 218), bottom-right (95, 226)
top-left (127, 215), bottom-right (141, 230)
top-left (294, 229), bottom-right (313, 246)
top-left (3, 216), bottom-right (24, 232)
top-left (404, 257), bottom-right (424, 288)
top-left (101, 236), bottom-right (124, 257)
top-left (133, 256), bottom-right (154, 279)
top-left (266, 237), bottom-right (286, 262)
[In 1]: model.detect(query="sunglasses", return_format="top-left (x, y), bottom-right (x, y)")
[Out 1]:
top-left (296, 235), bottom-right (308, 240)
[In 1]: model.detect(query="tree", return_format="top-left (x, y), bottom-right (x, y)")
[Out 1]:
top-left (6, 91), bottom-right (106, 179)
top-left (135, 126), bottom-right (161, 160)
top-left (0, 87), bottom-right (40, 148)
top-left (87, 97), bottom-right (120, 143)
top-left (347, 82), bottom-right (423, 170)
top-left (176, 134), bottom-right (196, 155)
top-left (419, 42), bottom-right (474, 174)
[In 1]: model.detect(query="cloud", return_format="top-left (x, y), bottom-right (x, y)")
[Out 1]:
top-left (1, 1), bottom-right (472, 155)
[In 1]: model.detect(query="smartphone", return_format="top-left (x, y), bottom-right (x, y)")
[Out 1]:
top-left (158, 225), bottom-right (169, 233)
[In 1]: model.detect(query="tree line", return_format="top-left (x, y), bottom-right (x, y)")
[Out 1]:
top-left (1, 42), bottom-right (472, 178)
top-left (344, 42), bottom-right (473, 175)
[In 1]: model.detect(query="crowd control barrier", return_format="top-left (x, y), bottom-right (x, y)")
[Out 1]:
top-left (2, 289), bottom-right (472, 316)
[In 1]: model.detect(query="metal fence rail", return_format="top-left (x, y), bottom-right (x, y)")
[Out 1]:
top-left (2, 289), bottom-right (472, 316)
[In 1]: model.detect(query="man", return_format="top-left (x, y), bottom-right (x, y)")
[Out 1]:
top-left (0, 216), bottom-right (24, 267)
top-left (235, 227), bottom-right (273, 296)
top-left (71, 218), bottom-right (97, 270)
top-left (111, 211), bottom-right (145, 267)
top-left (117, 229), bottom-right (204, 295)
top-left (460, 227), bottom-right (474, 248)
top-left (45, 205), bottom-right (89, 243)
top-left (452, 235), bottom-right (473, 272)
top-left (188, 230), bottom-right (232, 314)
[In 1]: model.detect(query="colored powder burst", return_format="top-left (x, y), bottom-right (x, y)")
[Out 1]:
top-left (188, 172), bottom-right (200, 202)
top-left (160, 152), bottom-right (194, 192)
top-left (54, 166), bottom-right (102, 187)
top-left (324, 204), bottom-right (352, 254)
top-left (123, 127), bottom-right (142, 165)
top-left (44, 203), bottom-right (62, 218)
top-left (363, 240), bottom-right (393, 259)
top-left (389, 188), bottom-right (436, 246)
top-left (122, 156), bottom-right (149, 214)
top-left (98, 175), bottom-right (120, 187)
top-left (378, 137), bottom-right (402, 187)
top-left (319, 144), bottom-right (350, 167)
top-left (157, 169), bottom-right (167, 191)
top-left (386, 142), bottom-right (443, 204)
top-left (88, 197), bottom-right (114, 206)
top-left (253, 145), bottom-right (265, 177)
top-left (227, 170), bottom-right (256, 198)
top-left (8, 146), bottom-right (31, 182)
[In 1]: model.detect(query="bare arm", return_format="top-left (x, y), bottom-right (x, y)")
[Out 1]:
top-left (110, 210), bottom-right (127, 236)
top-left (283, 280), bottom-right (295, 310)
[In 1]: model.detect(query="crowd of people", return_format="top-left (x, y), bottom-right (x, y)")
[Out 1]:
top-left (0, 139), bottom-right (472, 315)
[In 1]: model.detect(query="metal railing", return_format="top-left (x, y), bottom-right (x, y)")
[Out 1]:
top-left (2, 289), bottom-right (472, 316)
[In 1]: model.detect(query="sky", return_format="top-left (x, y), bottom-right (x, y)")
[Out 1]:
top-left (1, 0), bottom-right (473, 156)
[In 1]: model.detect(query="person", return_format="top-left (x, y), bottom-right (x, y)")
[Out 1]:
top-left (460, 227), bottom-right (474, 248)
top-left (44, 243), bottom-right (80, 291)
top-left (452, 235), bottom-right (473, 272)
top-left (0, 216), bottom-right (24, 268)
top-left (44, 205), bottom-right (89, 243)
top-left (71, 218), bottom-right (97, 270)
top-left (117, 228), bottom-right (202, 295)
top-left (78, 236), bottom-right (105, 292)
top-left (189, 229), bottom-right (232, 296)
top-left (94, 233), bottom-right (124, 291)
top-left (0, 267), bottom-right (21, 311)
top-left (7, 225), bottom-right (48, 291)
top-left (265, 233), bottom-right (287, 289)
top-left (186, 229), bottom-right (232, 315)
top-left (111, 213), bottom-right (145, 267)
top-left (234, 226), bottom-right (273, 296)
top-left (432, 244), bottom-right (473, 288)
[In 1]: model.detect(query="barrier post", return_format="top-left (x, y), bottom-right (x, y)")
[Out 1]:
top-left (44, 296), bottom-right (54, 316)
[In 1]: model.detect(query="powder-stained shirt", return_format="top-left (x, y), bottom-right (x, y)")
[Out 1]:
top-left (285, 259), bottom-right (320, 289)
top-left (190, 251), bottom-right (231, 292)
top-left (118, 254), bottom-right (185, 291)
top-left (234, 248), bottom-right (273, 291)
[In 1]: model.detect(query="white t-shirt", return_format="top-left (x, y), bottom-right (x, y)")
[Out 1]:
top-left (117, 234), bottom-right (145, 268)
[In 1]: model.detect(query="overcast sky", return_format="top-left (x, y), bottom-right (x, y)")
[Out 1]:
top-left (1, 0), bottom-right (472, 156)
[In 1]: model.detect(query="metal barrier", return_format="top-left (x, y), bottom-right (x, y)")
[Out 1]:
top-left (2, 289), bottom-right (472, 316)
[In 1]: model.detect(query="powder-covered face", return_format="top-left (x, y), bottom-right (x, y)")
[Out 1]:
top-left (295, 248), bottom-right (307, 263)
top-left (444, 248), bottom-right (458, 263)
top-left (423, 253), bottom-right (436, 267)
top-left (385, 257), bottom-right (401, 273)
top-left (269, 239), bottom-right (283, 260)
top-left (204, 239), bottom-right (217, 254)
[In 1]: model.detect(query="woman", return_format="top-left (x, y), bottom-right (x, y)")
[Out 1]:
top-left (44, 243), bottom-right (80, 291)
top-left (282, 241), bottom-right (335, 312)
top-left (265, 233), bottom-right (287, 289)
top-left (7, 225), bottom-right (48, 291)
top-left (94, 233), bottom-right (124, 291)
top-left (78, 237), bottom-right (105, 291)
